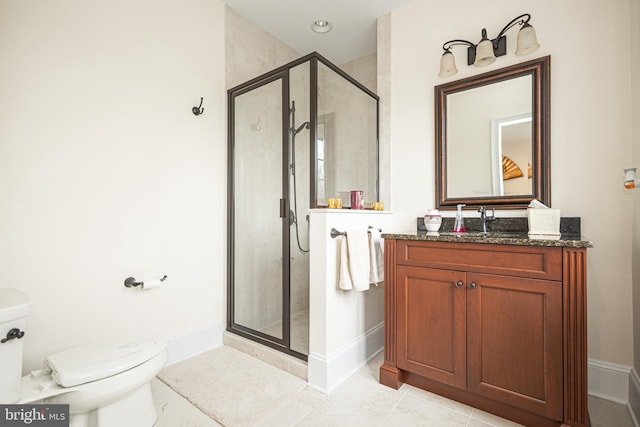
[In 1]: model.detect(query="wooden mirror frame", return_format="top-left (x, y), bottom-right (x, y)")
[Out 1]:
top-left (435, 55), bottom-right (550, 209)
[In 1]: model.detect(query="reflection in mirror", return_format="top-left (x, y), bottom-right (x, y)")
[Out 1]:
top-left (493, 114), bottom-right (532, 196)
top-left (435, 56), bottom-right (550, 209)
top-left (447, 76), bottom-right (531, 198)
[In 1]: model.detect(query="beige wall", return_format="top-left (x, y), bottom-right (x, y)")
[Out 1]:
top-left (7, 0), bottom-right (631, 386)
top-left (340, 53), bottom-right (378, 93)
top-left (632, 0), bottom-right (640, 376)
top-left (388, 0), bottom-right (635, 366)
top-left (225, 6), bottom-right (300, 89)
top-left (0, 0), bottom-right (227, 371)
top-left (377, 15), bottom-right (392, 209)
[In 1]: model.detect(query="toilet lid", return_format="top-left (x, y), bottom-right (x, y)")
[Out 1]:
top-left (45, 337), bottom-right (167, 387)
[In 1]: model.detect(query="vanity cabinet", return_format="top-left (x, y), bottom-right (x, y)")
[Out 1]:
top-left (381, 238), bottom-right (590, 427)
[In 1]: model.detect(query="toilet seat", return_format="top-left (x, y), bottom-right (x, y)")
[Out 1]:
top-left (45, 337), bottom-right (166, 387)
top-left (19, 337), bottom-right (167, 405)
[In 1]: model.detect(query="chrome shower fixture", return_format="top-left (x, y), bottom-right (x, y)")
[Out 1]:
top-left (293, 121), bottom-right (310, 135)
top-left (289, 100), bottom-right (310, 253)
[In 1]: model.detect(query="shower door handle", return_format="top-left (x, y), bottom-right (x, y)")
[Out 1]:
top-left (280, 198), bottom-right (286, 218)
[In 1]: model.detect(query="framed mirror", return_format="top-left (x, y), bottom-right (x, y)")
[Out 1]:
top-left (435, 55), bottom-right (550, 209)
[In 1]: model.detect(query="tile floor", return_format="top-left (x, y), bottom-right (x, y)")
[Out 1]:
top-left (257, 310), bottom-right (310, 356)
top-left (152, 346), bottom-right (635, 427)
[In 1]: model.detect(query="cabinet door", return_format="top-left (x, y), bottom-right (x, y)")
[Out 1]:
top-left (466, 272), bottom-right (563, 420)
top-left (396, 266), bottom-right (466, 389)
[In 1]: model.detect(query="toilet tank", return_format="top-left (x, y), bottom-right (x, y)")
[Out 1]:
top-left (0, 288), bottom-right (32, 403)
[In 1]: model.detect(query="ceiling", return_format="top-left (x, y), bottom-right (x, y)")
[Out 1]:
top-left (224, 0), bottom-right (416, 65)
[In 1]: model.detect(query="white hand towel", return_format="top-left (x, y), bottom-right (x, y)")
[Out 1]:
top-left (346, 229), bottom-right (370, 291)
top-left (338, 236), bottom-right (353, 290)
top-left (368, 228), bottom-right (384, 284)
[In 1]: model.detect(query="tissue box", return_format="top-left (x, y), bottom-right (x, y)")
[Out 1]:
top-left (527, 208), bottom-right (561, 235)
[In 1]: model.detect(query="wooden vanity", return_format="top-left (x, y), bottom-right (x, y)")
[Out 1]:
top-left (380, 233), bottom-right (593, 427)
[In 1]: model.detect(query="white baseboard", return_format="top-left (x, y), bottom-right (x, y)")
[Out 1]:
top-left (629, 368), bottom-right (640, 427)
top-left (308, 322), bottom-right (384, 393)
top-left (166, 322), bottom-right (225, 365)
top-left (588, 358), bottom-right (631, 404)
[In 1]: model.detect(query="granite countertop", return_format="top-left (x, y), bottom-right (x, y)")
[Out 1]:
top-left (381, 231), bottom-right (593, 248)
top-left (383, 216), bottom-right (594, 248)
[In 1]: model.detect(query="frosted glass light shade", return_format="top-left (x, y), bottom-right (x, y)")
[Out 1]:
top-left (439, 51), bottom-right (458, 78)
top-left (473, 38), bottom-right (496, 67)
top-left (515, 24), bottom-right (540, 56)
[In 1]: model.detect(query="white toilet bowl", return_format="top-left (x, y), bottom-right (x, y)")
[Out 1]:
top-left (0, 288), bottom-right (168, 427)
top-left (22, 337), bottom-right (168, 427)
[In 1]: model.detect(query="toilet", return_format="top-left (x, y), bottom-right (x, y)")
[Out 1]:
top-left (0, 288), bottom-right (168, 427)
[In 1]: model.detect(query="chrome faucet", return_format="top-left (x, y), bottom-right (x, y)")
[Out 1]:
top-left (478, 206), bottom-right (496, 233)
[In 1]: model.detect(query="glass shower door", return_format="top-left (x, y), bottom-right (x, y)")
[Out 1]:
top-left (228, 53), bottom-right (379, 362)
top-left (231, 75), bottom-right (287, 342)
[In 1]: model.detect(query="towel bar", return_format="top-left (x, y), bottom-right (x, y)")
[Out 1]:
top-left (330, 227), bottom-right (382, 239)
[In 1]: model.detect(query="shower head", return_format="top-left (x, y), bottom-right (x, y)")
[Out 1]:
top-left (293, 122), bottom-right (310, 135)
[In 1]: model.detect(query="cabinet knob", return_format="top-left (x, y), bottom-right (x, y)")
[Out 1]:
top-left (455, 281), bottom-right (463, 288)
top-left (468, 282), bottom-right (477, 289)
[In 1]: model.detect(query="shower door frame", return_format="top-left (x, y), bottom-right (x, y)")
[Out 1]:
top-left (227, 59), bottom-right (313, 362)
top-left (227, 52), bottom-right (380, 361)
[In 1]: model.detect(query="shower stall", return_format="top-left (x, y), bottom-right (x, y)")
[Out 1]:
top-left (227, 52), bottom-right (379, 360)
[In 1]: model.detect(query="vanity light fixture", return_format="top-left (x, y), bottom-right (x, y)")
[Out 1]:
top-left (438, 13), bottom-right (540, 78)
top-left (311, 20), bottom-right (333, 34)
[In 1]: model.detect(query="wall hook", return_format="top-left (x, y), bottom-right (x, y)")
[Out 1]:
top-left (192, 97), bottom-right (204, 116)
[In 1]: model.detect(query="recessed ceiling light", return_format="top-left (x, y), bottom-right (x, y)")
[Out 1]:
top-left (311, 20), bottom-right (333, 34)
